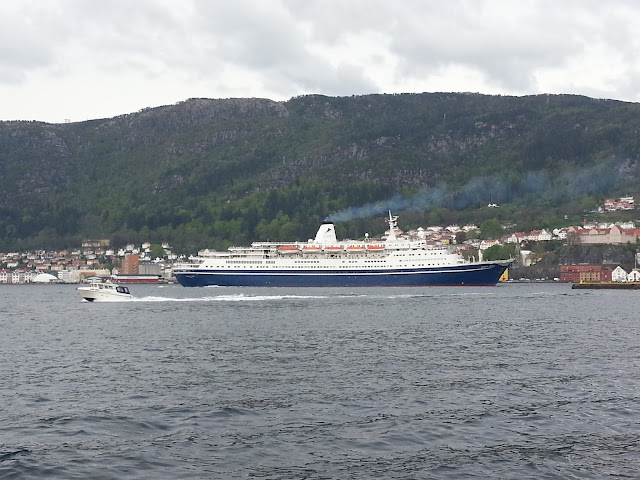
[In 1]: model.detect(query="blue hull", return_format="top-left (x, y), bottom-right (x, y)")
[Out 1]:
top-left (175, 262), bottom-right (510, 287)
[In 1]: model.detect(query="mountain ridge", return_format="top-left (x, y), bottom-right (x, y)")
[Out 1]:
top-left (1, 92), bottom-right (639, 251)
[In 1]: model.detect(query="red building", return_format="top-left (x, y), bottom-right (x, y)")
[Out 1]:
top-left (560, 265), bottom-right (612, 283)
top-left (112, 274), bottom-right (159, 284)
top-left (121, 254), bottom-right (139, 275)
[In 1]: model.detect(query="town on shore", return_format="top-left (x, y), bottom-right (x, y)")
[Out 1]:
top-left (0, 241), bottom-right (179, 285)
top-left (2, 196), bottom-right (639, 285)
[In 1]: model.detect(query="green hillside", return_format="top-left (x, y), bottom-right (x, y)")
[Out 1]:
top-left (1, 93), bottom-right (639, 252)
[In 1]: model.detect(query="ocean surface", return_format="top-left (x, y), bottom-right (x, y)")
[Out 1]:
top-left (1, 282), bottom-right (639, 479)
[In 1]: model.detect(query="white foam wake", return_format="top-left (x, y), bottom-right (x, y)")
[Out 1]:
top-left (130, 294), bottom-right (329, 302)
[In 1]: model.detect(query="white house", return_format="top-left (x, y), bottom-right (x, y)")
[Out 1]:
top-left (11, 270), bottom-right (33, 284)
top-left (528, 229), bottom-right (552, 241)
top-left (505, 232), bottom-right (527, 244)
top-left (553, 228), bottom-right (568, 240)
top-left (611, 266), bottom-right (628, 282)
top-left (628, 269), bottom-right (640, 282)
top-left (527, 230), bottom-right (541, 241)
top-left (0, 268), bottom-right (10, 283)
top-left (537, 229), bottom-right (553, 241)
top-left (617, 221), bottom-right (636, 229)
top-left (479, 239), bottom-right (500, 251)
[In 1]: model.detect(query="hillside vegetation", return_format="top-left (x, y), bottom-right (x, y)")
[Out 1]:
top-left (1, 93), bottom-right (640, 252)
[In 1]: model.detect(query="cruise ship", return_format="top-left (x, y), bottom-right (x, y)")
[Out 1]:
top-left (172, 212), bottom-right (512, 287)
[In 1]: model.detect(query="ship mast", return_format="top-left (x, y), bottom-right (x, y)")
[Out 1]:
top-left (385, 211), bottom-right (399, 243)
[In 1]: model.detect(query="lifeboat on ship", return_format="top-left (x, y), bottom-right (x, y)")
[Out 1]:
top-left (301, 245), bottom-right (322, 254)
top-left (278, 245), bottom-right (299, 254)
top-left (323, 245), bottom-right (344, 253)
top-left (346, 245), bottom-right (366, 253)
top-left (366, 244), bottom-right (385, 251)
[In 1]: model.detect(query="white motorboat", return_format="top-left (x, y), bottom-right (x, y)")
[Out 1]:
top-left (78, 280), bottom-right (132, 302)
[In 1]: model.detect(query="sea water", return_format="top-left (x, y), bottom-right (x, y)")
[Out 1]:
top-left (1, 283), bottom-right (639, 479)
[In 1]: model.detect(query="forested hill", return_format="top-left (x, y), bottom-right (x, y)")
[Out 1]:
top-left (1, 92), bottom-right (640, 252)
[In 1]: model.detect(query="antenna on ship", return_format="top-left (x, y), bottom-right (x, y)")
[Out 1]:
top-left (386, 210), bottom-right (399, 242)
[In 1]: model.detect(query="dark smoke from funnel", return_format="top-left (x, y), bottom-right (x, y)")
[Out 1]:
top-left (325, 160), bottom-right (623, 223)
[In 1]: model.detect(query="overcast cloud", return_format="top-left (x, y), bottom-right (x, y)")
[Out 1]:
top-left (1, 0), bottom-right (639, 123)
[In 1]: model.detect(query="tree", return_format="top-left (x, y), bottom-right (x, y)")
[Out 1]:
top-left (479, 219), bottom-right (503, 240)
top-left (580, 196), bottom-right (598, 212)
top-left (150, 244), bottom-right (165, 259)
top-left (483, 243), bottom-right (516, 261)
top-left (566, 230), bottom-right (579, 246)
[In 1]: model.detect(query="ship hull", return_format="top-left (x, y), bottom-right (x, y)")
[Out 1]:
top-left (174, 262), bottom-right (510, 287)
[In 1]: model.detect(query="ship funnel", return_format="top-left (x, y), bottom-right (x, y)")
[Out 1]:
top-left (314, 223), bottom-right (338, 245)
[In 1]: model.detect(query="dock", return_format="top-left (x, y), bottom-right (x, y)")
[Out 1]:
top-left (572, 282), bottom-right (640, 290)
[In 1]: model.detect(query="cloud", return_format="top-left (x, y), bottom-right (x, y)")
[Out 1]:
top-left (0, 4), bottom-right (58, 83)
top-left (1, 0), bottom-right (640, 122)
top-left (386, 2), bottom-right (577, 92)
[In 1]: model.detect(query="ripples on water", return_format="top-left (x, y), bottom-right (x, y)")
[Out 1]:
top-left (1, 283), bottom-right (639, 479)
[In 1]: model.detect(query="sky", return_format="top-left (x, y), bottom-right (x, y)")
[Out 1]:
top-left (1, 0), bottom-right (639, 124)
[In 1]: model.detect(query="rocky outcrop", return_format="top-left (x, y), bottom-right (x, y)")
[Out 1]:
top-left (512, 244), bottom-right (636, 279)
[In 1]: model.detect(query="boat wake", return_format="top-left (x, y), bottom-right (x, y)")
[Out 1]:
top-left (80, 297), bottom-right (131, 303)
top-left (130, 294), bottom-right (330, 302)
top-left (124, 291), bottom-right (500, 303)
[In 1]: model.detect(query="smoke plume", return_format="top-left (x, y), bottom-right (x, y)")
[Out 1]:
top-left (326, 160), bottom-right (625, 223)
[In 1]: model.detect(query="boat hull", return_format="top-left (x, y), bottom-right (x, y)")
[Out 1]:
top-left (174, 262), bottom-right (510, 287)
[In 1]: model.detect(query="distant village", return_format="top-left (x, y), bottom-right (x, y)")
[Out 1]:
top-left (0, 240), bottom-right (181, 285)
top-left (1, 196), bottom-right (639, 284)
